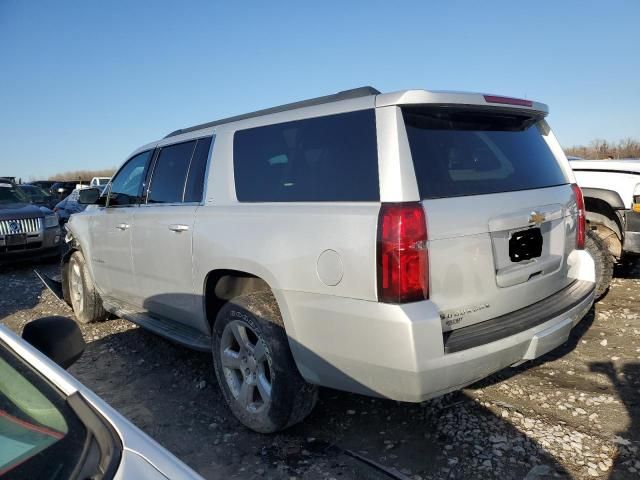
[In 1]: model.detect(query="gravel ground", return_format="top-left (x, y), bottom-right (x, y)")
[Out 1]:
top-left (1, 258), bottom-right (639, 480)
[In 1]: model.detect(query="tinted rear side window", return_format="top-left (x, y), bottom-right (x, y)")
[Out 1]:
top-left (184, 136), bottom-right (213, 203)
top-left (403, 108), bottom-right (569, 199)
top-left (148, 141), bottom-right (196, 203)
top-left (233, 110), bottom-right (379, 202)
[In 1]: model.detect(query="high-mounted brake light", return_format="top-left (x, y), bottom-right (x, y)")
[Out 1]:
top-left (483, 95), bottom-right (533, 108)
top-left (571, 184), bottom-right (586, 249)
top-left (377, 203), bottom-right (428, 303)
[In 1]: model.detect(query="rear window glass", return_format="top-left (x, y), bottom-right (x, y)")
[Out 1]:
top-left (402, 108), bottom-right (569, 199)
top-left (233, 110), bottom-right (379, 202)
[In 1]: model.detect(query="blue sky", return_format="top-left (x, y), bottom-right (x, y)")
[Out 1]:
top-left (1, 0), bottom-right (638, 180)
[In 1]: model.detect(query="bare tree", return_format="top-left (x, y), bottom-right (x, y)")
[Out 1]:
top-left (47, 168), bottom-right (116, 182)
top-left (565, 138), bottom-right (640, 159)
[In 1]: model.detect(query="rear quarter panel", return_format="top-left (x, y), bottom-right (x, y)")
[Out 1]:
top-left (193, 103), bottom-right (382, 308)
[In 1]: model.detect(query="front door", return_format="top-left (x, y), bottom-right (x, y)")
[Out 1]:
top-left (92, 149), bottom-right (153, 304)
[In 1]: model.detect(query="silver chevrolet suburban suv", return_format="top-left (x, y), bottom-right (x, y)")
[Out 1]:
top-left (65, 87), bottom-right (596, 433)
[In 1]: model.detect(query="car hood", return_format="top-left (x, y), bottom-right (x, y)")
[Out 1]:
top-left (570, 159), bottom-right (640, 173)
top-left (0, 203), bottom-right (45, 219)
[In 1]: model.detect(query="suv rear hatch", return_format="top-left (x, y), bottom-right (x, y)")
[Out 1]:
top-left (401, 106), bottom-right (579, 333)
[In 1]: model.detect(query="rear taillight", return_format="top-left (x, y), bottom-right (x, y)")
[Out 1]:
top-left (571, 183), bottom-right (586, 250)
top-left (377, 202), bottom-right (428, 303)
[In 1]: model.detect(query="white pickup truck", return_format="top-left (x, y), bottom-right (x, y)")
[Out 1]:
top-left (570, 157), bottom-right (640, 295)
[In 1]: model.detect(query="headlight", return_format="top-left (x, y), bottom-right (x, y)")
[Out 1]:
top-left (44, 213), bottom-right (59, 228)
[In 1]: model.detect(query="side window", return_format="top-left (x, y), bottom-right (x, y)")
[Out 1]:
top-left (184, 136), bottom-right (213, 203)
top-left (108, 150), bottom-right (152, 206)
top-left (147, 141), bottom-right (196, 204)
top-left (233, 110), bottom-right (379, 202)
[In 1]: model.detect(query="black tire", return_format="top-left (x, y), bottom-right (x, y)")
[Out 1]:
top-left (212, 291), bottom-right (318, 433)
top-left (68, 251), bottom-right (109, 324)
top-left (585, 228), bottom-right (614, 301)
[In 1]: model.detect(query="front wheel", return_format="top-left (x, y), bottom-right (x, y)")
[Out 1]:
top-left (212, 291), bottom-right (318, 433)
top-left (68, 251), bottom-right (109, 324)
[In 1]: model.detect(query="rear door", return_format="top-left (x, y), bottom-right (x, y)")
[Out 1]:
top-left (130, 136), bottom-right (212, 327)
top-left (402, 107), bottom-right (577, 332)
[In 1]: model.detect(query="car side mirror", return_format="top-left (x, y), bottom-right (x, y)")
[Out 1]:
top-left (22, 316), bottom-right (86, 369)
top-left (78, 187), bottom-right (104, 205)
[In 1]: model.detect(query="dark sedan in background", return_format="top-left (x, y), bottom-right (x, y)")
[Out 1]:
top-left (0, 180), bottom-right (61, 263)
top-left (17, 184), bottom-right (58, 210)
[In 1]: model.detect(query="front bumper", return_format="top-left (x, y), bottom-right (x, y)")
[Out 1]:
top-left (280, 251), bottom-right (595, 402)
top-left (0, 226), bottom-right (61, 262)
top-left (624, 210), bottom-right (640, 254)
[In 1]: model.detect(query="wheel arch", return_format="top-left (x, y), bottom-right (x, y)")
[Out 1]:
top-left (582, 193), bottom-right (624, 241)
top-left (581, 187), bottom-right (625, 210)
top-left (201, 268), bottom-right (310, 383)
top-left (203, 269), bottom-right (274, 332)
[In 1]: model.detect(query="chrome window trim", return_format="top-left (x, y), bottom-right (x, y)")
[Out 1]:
top-left (199, 133), bottom-right (216, 206)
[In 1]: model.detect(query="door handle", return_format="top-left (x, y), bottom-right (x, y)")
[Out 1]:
top-left (168, 224), bottom-right (189, 232)
top-left (116, 223), bottom-right (129, 231)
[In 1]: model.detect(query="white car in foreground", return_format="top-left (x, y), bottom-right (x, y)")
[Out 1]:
top-left (0, 317), bottom-right (202, 479)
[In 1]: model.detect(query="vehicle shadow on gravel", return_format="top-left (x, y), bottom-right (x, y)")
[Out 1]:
top-left (589, 362), bottom-right (640, 480)
top-left (73, 324), bottom-right (572, 479)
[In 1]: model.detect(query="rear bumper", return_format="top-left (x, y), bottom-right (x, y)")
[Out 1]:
top-left (279, 251), bottom-right (595, 402)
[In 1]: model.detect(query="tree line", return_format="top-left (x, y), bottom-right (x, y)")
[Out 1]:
top-left (45, 168), bottom-right (116, 182)
top-left (565, 138), bottom-right (640, 159)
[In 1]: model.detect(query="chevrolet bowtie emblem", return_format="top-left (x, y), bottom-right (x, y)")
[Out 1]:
top-left (529, 211), bottom-right (546, 225)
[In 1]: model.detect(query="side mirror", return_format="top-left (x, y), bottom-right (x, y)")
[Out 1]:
top-left (22, 316), bottom-right (86, 369)
top-left (78, 187), bottom-right (103, 205)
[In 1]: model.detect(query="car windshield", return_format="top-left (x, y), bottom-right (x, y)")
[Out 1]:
top-left (0, 341), bottom-right (86, 477)
top-left (18, 186), bottom-right (50, 202)
top-left (0, 183), bottom-right (29, 204)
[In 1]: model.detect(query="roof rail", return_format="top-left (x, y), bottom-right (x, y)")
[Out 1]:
top-left (164, 86), bottom-right (380, 139)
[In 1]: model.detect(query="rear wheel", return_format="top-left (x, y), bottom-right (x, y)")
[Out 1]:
top-left (585, 228), bottom-right (614, 300)
top-left (68, 251), bottom-right (109, 324)
top-left (212, 291), bottom-right (318, 433)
